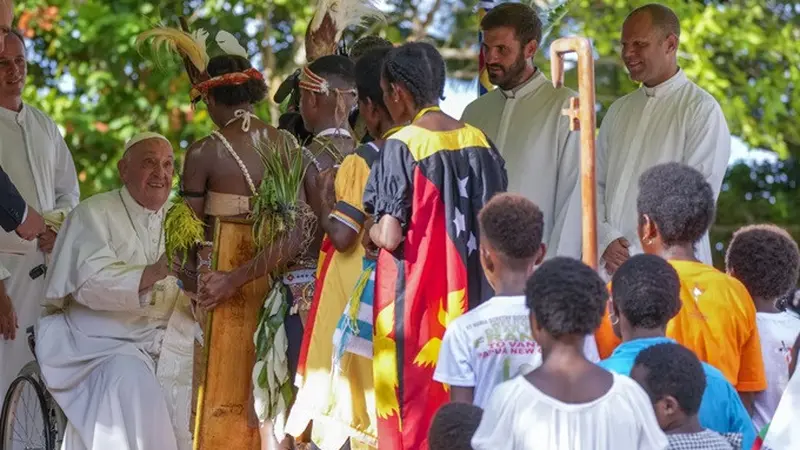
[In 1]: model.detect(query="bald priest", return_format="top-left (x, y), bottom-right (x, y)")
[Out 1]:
top-left (36, 133), bottom-right (197, 450)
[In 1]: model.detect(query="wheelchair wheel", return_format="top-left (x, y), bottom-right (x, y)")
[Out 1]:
top-left (0, 365), bottom-right (54, 450)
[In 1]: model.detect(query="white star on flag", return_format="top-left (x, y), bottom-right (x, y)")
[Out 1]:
top-left (467, 233), bottom-right (477, 255)
top-left (458, 177), bottom-right (469, 198)
top-left (453, 209), bottom-right (466, 237)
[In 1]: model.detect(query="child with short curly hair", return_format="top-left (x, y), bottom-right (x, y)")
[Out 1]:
top-left (726, 224), bottom-right (800, 431)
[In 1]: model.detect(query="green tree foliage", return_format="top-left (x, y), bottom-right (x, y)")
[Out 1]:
top-left (11, 1), bottom-right (800, 271)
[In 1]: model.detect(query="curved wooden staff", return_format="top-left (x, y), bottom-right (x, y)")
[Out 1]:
top-left (550, 37), bottom-right (598, 269)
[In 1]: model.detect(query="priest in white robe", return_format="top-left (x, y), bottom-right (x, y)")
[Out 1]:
top-left (461, 3), bottom-right (581, 259)
top-left (597, 4), bottom-right (730, 277)
top-left (36, 133), bottom-right (195, 450)
top-left (0, 29), bottom-right (79, 397)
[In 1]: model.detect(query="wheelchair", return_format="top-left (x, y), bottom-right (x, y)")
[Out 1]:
top-left (0, 326), bottom-right (66, 450)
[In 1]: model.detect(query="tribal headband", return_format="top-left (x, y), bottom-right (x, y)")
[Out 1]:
top-left (190, 67), bottom-right (264, 103)
top-left (298, 65), bottom-right (356, 96)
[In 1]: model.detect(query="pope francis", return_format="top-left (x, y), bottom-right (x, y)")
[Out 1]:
top-left (36, 133), bottom-right (196, 450)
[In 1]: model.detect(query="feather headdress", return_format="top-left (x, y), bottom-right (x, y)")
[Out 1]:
top-left (305, 0), bottom-right (384, 62)
top-left (136, 26), bottom-right (210, 83)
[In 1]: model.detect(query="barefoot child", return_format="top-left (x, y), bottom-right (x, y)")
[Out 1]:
top-left (472, 257), bottom-right (668, 450)
top-left (433, 194), bottom-right (599, 407)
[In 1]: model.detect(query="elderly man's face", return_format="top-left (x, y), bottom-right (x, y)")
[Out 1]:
top-left (0, 32), bottom-right (26, 101)
top-left (118, 139), bottom-right (174, 211)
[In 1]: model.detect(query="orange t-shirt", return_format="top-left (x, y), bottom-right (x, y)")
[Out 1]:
top-left (595, 260), bottom-right (767, 392)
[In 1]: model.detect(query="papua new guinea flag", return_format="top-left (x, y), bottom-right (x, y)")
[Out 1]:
top-left (364, 123), bottom-right (507, 450)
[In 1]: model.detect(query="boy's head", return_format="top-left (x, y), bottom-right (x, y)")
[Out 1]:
top-left (354, 47), bottom-right (393, 140)
top-left (636, 163), bottom-right (715, 252)
top-left (478, 193), bottom-right (546, 286)
top-left (726, 224), bottom-right (800, 302)
top-left (630, 342), bottom-right (705, 432)
top-left (428, 402), bottom-right (483, 450)
top-left (610, 254), bottom-right (681, 339)
top-left (298, 54), bottom-right (357, 133)
top-left (525, 257), bottom-right (607, 350)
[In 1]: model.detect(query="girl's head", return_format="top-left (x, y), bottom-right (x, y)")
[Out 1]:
top-left (525, 257), bottom-right (607, 353)
top-left (355, 47), bottom-right (394, 139)
top-left (636, 163), bottom-right (715, 255)
top-left (204, 55), bottom-right (268, 126)
top-left (609, 254), bottom-right (681, 340)
top-left (380, 42), bottom-right (447, 123)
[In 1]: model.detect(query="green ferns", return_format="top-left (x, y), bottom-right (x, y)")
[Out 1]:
top-left (164, 198), bottom-right (205, 268)
top-left (250, 130), bottom-right (313, 252)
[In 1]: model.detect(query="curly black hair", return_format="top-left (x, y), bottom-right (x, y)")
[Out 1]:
top-left (349, 35), bottom-right (392, 61)
top-left (637, 162), bottom-right (715, 246)
top-left (307, 54), bottom-right (356, 90)
top-left (726, 224), bottom-right (800, 301)
top-left (525, 257), bottom-right (608, 338)
top-left (633, 343), bottom-right (706, 416)
top-left (480, 3), bottom-right (543, 46)
top-left (382, 42), bottom-right (446, 108)
top-left (428, 402), bottom-right (483, 450)
top-left (611, 254), bottom-right (681, 329)
top-left (206, 55), bottom-right (267, 106)
top-left (479, 193), bottom-right (543, 268)
top-left (355, 47), bottom-right (392, 111)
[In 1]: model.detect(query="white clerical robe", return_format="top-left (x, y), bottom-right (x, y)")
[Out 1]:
top-left (763, 365), bottom-right (800, 449)
top-left (461, 71), bottom-right (582, 258)
top-left (597, 69), bottom-right (730, 275)
top-left (0, 104), bottom-right (79, 398)
top-left (36, 187), bottom-right (195, 450)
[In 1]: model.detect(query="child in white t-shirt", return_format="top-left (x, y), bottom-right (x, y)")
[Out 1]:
top-left (726, 224), bottom-right (800, 430)
top-left (433, 194), bottom-right (599, 408)
top-left (472, 257), bottom-right (668, 450)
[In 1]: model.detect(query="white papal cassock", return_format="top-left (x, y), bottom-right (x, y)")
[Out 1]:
top-left (36, 187), bottom-right (195, 450)
top-left (462, 70), bottom-right (582, 258)
top-left (0, 104), bottom-right (79, 398)
top-left (597, 69), bottom-right (731, 276)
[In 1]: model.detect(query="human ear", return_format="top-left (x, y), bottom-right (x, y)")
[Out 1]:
top-left (523, 40), bottom-right (538, 60)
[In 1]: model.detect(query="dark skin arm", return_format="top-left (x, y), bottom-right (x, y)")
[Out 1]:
top-left (177, 142), bottom-right (210, 293)
top-left (450, 386), bottom-right (475, 404)
top-left (370, 214), bottom-right (403, 252)
top-left (318, 167), bottom-right (360, 253)
top-left (738, 391), bottom-right (756, 416)
top-left (196, 189), bottom-right (308, 311)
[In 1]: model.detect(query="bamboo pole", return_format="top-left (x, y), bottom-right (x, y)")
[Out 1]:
top-left (550, 37), bottom-right (598, 269)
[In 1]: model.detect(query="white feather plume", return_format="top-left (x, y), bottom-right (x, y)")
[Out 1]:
top-left (215, 30), bottom-right (248, 58)
top-left (308, 0), bottom-right (385, 39)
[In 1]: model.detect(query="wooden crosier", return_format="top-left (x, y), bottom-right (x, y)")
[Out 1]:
top-left (550, 37), bottom-right (598, 269)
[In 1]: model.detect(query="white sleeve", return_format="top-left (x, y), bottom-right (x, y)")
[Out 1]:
top-left (547, 104), bottom-right (582, 259)
top-left (625, 378), bottom-right (670, 450)
top-left (433, 321), bottom-right (475, 387)
top-left (583, 334), bottom-right (601, 363)
top-left (46, 204), bottom-right (145, 311)
top-left (51, 122), bottom-right (80, 211)
top-left (471, 381), bottom-right (519, 450)
top-left (596, 108), bottom-right (625, 258)
top-left (682, 98), bottom-right (731, 200)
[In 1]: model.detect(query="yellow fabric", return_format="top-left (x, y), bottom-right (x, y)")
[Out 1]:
top-left (289, 151), bottom-right (377, 449)
top-left (390, 123), bottom-right (492, 161)
top-left (596, 260), bottom-right (768, 391)
top-left (667, 260), bottom-right (766, 392)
